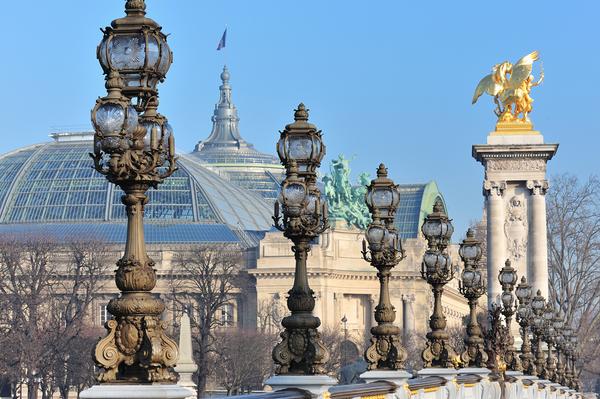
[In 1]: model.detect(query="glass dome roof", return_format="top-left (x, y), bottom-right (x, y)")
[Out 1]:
top-left (0, 133), bottom-right (274, 233)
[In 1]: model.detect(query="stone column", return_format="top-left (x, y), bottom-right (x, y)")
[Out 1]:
top-left (527, 180), bottom-right (549, 299)
top-left (484, 180), bottom-right (506, 307)
top-left (402, 294), bottom-right (416, 340)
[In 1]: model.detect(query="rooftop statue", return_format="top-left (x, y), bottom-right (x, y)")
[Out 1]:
top-left (322, 154), bottom-right (371, 230)
top-left (472, 51), bottom-right (544, 125)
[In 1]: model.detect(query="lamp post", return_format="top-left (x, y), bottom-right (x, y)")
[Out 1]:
top-left (341, 315), bottom-right (349, 367)
top-left (420, 199), bottom-right (458, 368)
top-left (515, 276), bottom-right (536, 376)
top-left (554, 322), bottom-right (567, 386)
top-left (90, 0), bottom-right (178, 383)
top-left (458, 229), bottom-right (488, 368)
top-left (272, 104), bottom-right (330, 375)
top-left (540, 304), bottom-right (557, 381)
top-left (530, 290), bottom-right (547, 378)
top-left (361, 164), bottom-right (407, 370)
top-left (498, 260), bottom-right (522, 372)
top-left (561, 326), bottom-right (573, 388)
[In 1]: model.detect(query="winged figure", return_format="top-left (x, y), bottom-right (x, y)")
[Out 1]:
top-left (472, 51), bottom-right (544, 124)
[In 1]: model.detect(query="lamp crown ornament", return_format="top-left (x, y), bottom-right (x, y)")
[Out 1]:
top-left (90, 0), bottom-right (178, 384)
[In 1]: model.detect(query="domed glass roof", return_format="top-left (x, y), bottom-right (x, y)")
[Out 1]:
top-left (0, 133), bottom-right (274, 233)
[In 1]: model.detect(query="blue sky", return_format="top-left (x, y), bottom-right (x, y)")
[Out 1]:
top-left (0, 0), bottom-right (598, 238)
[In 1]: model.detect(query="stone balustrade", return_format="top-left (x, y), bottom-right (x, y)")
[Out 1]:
top-left (232, 373), bottom-right (583, 399)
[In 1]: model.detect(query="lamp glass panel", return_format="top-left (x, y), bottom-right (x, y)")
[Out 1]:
top-left (109, 34), bottom-right (146, 70)
top-left (288, 137), bottom-right (313, 160)
top-left (283, 183), bottom-right (306, 206)
top-left (95, 103), bottom-right (125, 136)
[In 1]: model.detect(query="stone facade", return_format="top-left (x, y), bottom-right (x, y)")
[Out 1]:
top-left (249, 220), bottom-right (470, 347)
top-left (473, 126), bottom-right (558, 304)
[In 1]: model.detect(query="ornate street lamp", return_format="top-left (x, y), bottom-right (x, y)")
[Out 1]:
top-left (458, 229), bottom-right (488, 368)
top-left (515, 276), bottom-right (536, 376)
top-left (90, 0), bottom-right (178, 384)
top-left (530, 290), bottom-right (547, 378)
top-left (420, 198), bottom-right (457, 368)
top-left (361, 164), bottom-right (406, 370)
top-left (541, 304), bottom-right (557, 381)
top-left (498, 260), bottom-right (522, 372)
top-left (272, 105), bottom-right (329, 375)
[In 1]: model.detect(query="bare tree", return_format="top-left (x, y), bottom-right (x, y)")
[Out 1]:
top-left (256, 296), bottom-right (285, 334)
top-left (546, 174), bottom-right (600, 389)
top-left (168, 244), bottom-right (243, 398)
top-left (212, 329), bottom-right (275, 395)
top-left (0, 236), bottom-right (111, 399)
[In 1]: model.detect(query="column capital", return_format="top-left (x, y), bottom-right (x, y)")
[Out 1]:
top-left (483, 180), bottom-right (506, 197)
top-left (527, 179), bottom-right (549, 195)
top-left (401, 293), bottom-right (415, 303)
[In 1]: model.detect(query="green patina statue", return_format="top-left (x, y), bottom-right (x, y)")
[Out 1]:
top-left (322, 154), bottom-right (371, 230)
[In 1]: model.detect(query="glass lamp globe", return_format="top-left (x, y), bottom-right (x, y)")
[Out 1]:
top-left (501, 291), bottom-right (514, 308)
top-left (517, 304), bottom-right (532, 320)
top-left (515, 276), bottom-right (532, 303)
top-left (366, 224), bottom-right (387, 252)
top-left (276, 104), bottom-right (324, 176)
top-left (498, 259), bottom-right (518, 288)
top-left (461, 269), bottom-right (476, 288)
top-left (93, 101), bottom-right (138, 138)
top-left (97, 3), bottom-right (172, 103)
top-left (282, 182), bottom-right (306, 208)
top-left (423, 250), bottom-right (450, 274)
top-left (553, 315), bottom-right (564, 331)
top-left (421, 198), bottom-right (454, 242)
top-left (459, 228), bottom-right (482, 263)
top-left (543, 305), bottom-right (555, 321)
top-left (531, 290), bottom-right (546, 313)
top-left (364, 164), bottom-right (400, 220)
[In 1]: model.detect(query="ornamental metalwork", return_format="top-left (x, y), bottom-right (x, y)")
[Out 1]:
top-left (458, 228), bottom-right (488, 368)
top-left (540, 304), bottom-right (557, 381)
top-left (361, 164), bottom-right (407, 370)
top-left (515, 276), bottom-right (536, 376)
top-left (420, 198), bottom-right (458, 368)
top-left (272, 105), bottom-right (330, 375)
top-left (498, 259), bottom-right (522, 372)
top-left (530, 290), bottom-right (548, 379)
top-left (90, 0), bottom-right (178, 383)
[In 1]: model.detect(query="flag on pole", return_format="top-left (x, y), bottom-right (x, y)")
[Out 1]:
top-left (217, 29), bottom-right (227, 51)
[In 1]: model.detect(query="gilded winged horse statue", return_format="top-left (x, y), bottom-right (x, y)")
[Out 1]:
top-left (472, 51), bottom-right (544, 124)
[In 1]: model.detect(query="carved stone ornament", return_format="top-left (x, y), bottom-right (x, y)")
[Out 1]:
top-left (505, 196), bottom-right (528, 262)
top-left (487, 159), bottom-right (546, 172)
top-left (526, 179), bottom-right (549, 196)
top-left (365, 334), bottom-right (407, 370)
top-left (483, 180), bottom-right (506, 197)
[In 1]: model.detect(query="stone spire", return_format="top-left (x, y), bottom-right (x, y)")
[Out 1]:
top-left (194, 66), bottom-right (252, 152)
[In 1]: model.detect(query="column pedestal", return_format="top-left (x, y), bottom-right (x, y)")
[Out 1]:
top-left (264, 375), bottom-right (337, 395)
top-left (80, 385), bottom-right (193, 399)
top-left (360, 370), bottom-right (411, 385)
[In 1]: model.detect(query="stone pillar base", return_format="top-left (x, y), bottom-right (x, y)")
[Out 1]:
top-left (417, 368), bottom-right (459, 381)
top-left (360, 370), bottom-right (412, 385)
top-left (264, 375), bottom-right (337, 395)
top-left (80, 384), bottom-right (193, 399)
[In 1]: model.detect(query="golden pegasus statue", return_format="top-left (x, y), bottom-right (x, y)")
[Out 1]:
top-left (472, 51), bottom-right (544, 125)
